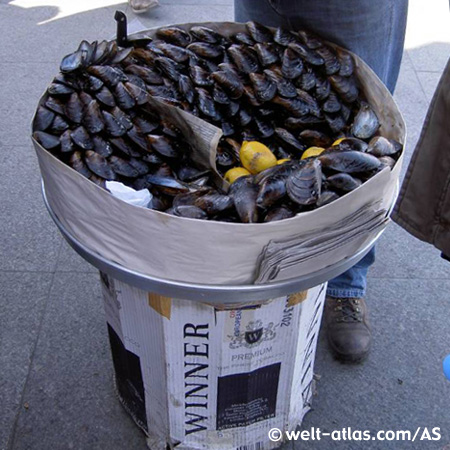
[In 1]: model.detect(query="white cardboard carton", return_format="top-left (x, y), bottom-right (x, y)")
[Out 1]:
top-left (100, 273), bottom-right (326, 450)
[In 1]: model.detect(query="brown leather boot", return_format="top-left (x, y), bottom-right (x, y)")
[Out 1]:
top-left (324, 296), bottom-right (371, 363)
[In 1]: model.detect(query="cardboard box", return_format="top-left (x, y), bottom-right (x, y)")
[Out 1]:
top-left (100, 273), bottom-right (326, 449)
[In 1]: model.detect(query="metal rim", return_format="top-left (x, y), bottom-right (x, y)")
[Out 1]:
top-left (42, 183), bottom-right (385, 303)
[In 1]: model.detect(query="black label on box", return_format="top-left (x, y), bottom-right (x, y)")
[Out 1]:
top-left (107, 324), bottom-right (147, 431)
top-left (216, 363), bottom-right (281, 430)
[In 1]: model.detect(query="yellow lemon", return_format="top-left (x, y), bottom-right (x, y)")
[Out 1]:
top-left (277, 158), bottom-right (291, 165)
top-left (332, 137), bottom-right (346, 146)
top-left (301, 146), bottom-right (326, 159)
top-left (239, 141), bottom-right (277, 174)
top-left (224, 167), bottom-right (251, 184)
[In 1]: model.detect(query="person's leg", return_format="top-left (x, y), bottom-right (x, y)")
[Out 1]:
top-left (235, 0), bottom-right (408, 362)
top-left (327, 247), bottom-right (375, 299)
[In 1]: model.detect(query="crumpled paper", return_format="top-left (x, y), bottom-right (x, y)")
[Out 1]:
top-left (106, 181), bottom-right (152, 208)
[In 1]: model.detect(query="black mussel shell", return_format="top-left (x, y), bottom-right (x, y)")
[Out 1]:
top-left (264, 205), bottom-right (295, 222)
top-left (33, 131), bottom-right (60, 150)
top-left (87, 65), bottom-right (127, 87)
top-left (64, 92), bottom-right (84, 124)
top-left (60, 129), bottom-right (75, 153)
top-left (110, 137), bottom-right (141, 157)
top-left (95, 86), bottom-right (116, 107)
top-left (329, 75), bottom-right (359, 103)
top-left (114, 82), bottom-right (136, 110)
top-left (147, 135), bottom-right (179, 158)
top-left (228, 45), bottom-right (260, 75)
top-left (48, 82), bottom-right (74, 96)
top-left (102, 111), bottom-right (127, 137)
top-left (189, 65), bottom-right (213, 87)
top-left (50, 115), bottom-right (70, 133)
top-left (187, 42), bottom-right (224, 60)
top-left (190, 26), bottom-right (226, 44)
top-left (125, 64), bottom-right (164, 85)
top-left (211, 70), bottom-right (244, 99)
top-left (281, 46), bottom-right (304, 79)
top-left (70, 151), bottom-right (92, 177)
top-left (156, 26), bottom-right (192, 47)
top-left (92, 135), bottom-right (113, 157)
top-left (179, 74), bottom-right (196, 103)
top-left (60, 50), bottom-right (83, 73)
top-left (249, 72), bottom-right (277, 103)
top-left (70, 126), bottom-right (93, 150)
top-left (33, 106), bottom-right (55, 131)
top-left (246, 21), bottom-right (273, 43)
top-left (85, 150), bottom-right (116, 180)
top-left (109, 155), bottom-right (140, 178)
top-left (83, 100), bottom-right (104, 134)
top-left (229, 175), bottom-right (259, 223)
top-left (316, 46), bottom-right (340, 75)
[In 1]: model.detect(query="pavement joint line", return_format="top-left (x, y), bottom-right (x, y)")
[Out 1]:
top-left (404, 50), bottom-right (431, 102)
top-left (52, 237), bottom-right (65, 273)
top-left (5, 269), bottom-right (58, 450)
top-left (0, 270), bottom-right (57, 274)
top-left (416, 69), bottom-right (447, 73)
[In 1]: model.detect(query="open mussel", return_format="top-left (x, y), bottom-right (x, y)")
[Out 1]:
top-left (287, 159), bottom-right (322, 205)
top-left (367, 136), bottom-right (401, 156)
top-left (351, 102), bottom-right (380, 139)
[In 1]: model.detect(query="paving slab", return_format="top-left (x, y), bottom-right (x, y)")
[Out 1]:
top-left (0, 3), bottom-right (127, 64)
top-left (55, 240), bottom-right (97, 274)
top-left (416, 70), bottom-right (445, 103)
top-left (10, 272), bottom-right (147, 450)
top-left (299, 278), bottom-right (450, 450)
top-left (0, 146), bottom-right (61, 272)
top-left (392, 52), bottom-right (430, 177)
top-left (125, 3), bottom-right (233, 29)
top-left (370, 222), bottom-right (450, 281)
top-left (0, 63), bottom-right (59, 147)
top-left (0, 272), bottom-right (53, 450)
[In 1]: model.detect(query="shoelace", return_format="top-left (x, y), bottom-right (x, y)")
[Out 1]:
top-left (334, 298), bottom-right (362, 323)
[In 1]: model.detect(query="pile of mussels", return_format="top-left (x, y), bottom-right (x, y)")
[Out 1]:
top-left (32, 21), bottom-right (402, 223)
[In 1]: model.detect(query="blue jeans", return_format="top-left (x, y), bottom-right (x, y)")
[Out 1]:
top-left (235, 0), bottom-right (408, 297)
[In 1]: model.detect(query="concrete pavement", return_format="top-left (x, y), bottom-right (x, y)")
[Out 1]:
top-left (1, 0), bottom-right (449, 449)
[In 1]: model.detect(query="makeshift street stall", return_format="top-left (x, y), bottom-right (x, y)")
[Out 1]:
top-left (32, 15), bottom-right (405, 450)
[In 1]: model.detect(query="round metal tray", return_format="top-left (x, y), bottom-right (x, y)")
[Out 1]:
top-left (43, 184), bottom-right (383, 304)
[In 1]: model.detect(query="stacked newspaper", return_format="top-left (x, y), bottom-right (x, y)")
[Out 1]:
top-left (255, 203), bottom-right (389, 283)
